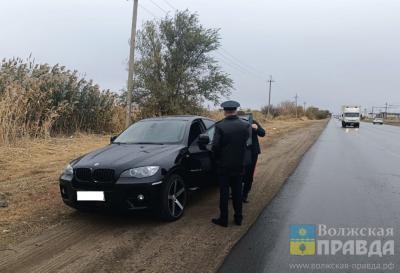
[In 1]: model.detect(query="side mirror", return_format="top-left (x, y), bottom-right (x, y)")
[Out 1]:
top-left (110, 135), bottom-right (118, 144)
top-left (198, 134), bottom-right (210, 146)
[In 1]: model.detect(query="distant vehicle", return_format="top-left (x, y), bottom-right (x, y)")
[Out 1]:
top-left (59, 115), bottom-right (217, 221)
top-left (341, 105), bottom-right (361, 128)
top-left (372, 118), bottom-right (384, 125)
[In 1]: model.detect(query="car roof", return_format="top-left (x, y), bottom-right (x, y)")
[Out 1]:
top-left (140, 115), bottom-right (215, 122)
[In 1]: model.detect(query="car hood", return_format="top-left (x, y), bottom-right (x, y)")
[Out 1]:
top-left (73, 143), bottom-right (185, 172)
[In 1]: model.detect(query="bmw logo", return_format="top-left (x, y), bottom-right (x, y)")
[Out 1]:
top-left (94, 163), bottom-right (100, 167)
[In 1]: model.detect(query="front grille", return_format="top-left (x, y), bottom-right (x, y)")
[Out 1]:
top-left (75, 168), bottom-right (92, 181)
top-left (93, 169), bottom-right (115, 183)
top-left (74, 168), bottom-right (115, 183)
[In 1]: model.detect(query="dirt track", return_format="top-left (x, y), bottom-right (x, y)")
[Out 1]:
top-left (0, 120), bottom-right (327, 273)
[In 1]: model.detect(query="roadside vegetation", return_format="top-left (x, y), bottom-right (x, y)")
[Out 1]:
top-left (126, 10), bottom-right (233, 117)
top-left (260, 100), bottom-right (330, 120)
top-left (0, 10), bottom-right (329, 145)
top-left (0, 57), bottom-right (125, 145)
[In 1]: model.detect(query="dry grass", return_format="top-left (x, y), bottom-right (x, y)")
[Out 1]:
top-left (0, 57), bottom-right (124, 145)
top-left (0, 134), bottom-right (109, 244)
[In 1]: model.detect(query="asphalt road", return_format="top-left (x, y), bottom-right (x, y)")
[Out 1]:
top-left (218, 120), bottom-right (399, 273)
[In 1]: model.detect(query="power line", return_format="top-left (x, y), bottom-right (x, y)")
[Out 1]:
top-left (215, 51), bottom-right (264, 80)
top-left (139, 3), bottom-right (159, 18)
top-left (217, 58), bottom-right (260, 78)
top-left (162, 0), bottom-right (176, 10)
top-left (219, 47), bottom-right (266, 78)
top-left (148, 0), bottom-right (168, 14)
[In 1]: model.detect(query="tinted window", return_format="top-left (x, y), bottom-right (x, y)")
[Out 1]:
top-left (114, 120), bottom-right (186, 144)
top-left (202, 119), bottom-right (215, 129)
top-left (188, 122), bottom-right (204, 145)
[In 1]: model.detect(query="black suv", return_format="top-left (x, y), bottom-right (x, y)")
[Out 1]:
top-left (59, 116), bottom-right (217, 221)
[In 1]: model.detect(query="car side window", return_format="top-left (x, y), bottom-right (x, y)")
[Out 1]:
top-left (188, 121), bottom-right (204, 145)
top-left (205, 125), bottom-right (215, 143)
top-left (202, 119), bottom-right (215, 129)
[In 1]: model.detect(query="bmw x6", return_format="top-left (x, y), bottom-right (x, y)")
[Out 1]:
top-left (59, 116), bottom-right (217, 221)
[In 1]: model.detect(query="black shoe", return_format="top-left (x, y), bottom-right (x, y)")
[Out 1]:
top-left (212, 218), bottom-right (228, 227)
top-left (234, 218), bottom-right (242, 226)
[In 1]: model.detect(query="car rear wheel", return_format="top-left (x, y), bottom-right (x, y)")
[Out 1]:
top-left (159, 174), bottom-right (187, 221)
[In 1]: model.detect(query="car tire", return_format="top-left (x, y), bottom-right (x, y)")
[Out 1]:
top-left (342, 122), bottom-right (346, 128)
top-left (159, 174), bottom-right (187, 221)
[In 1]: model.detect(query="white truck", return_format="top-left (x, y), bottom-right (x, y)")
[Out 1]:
top-left (341, 105), bottom-right (361, 128)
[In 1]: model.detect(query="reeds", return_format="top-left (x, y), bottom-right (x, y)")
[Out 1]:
top-left (0, 57), bottom-right (125, 144)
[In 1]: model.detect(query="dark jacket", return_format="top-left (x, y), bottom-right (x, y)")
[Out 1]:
top-left (212, 115), bottom-right (250, 175)
top-left (250, 120), bottom-right (266, 155)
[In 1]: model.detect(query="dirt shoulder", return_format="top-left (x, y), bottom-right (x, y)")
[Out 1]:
top-left (0, 119), bottom-right (327, 273)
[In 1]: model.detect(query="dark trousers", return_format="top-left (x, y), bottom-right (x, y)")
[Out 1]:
top-left (243, 154), bottom-right (258, 198)
top-left (218, 175), bottom-right (243, 223)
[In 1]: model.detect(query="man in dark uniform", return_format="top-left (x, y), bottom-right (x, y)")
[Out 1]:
top-left (211, 101), bottom-right (250, 227)
top-left (242, 119), bottom-right (266, 203)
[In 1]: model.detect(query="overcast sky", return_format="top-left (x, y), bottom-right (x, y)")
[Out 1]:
top-left (1, 0), bottom-right (400, 113)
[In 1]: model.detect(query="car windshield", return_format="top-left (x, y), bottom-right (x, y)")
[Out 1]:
top-left (114, 120), bottom-right (186, 144)
top-left (344, 113), bottom-right (359, 117)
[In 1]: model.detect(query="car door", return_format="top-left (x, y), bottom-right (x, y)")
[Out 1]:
top-left (186, 123), bottom-right (216, 187)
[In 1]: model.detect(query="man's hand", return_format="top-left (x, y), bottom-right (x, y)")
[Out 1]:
top-left (251, 123), bottom-right (258, 130)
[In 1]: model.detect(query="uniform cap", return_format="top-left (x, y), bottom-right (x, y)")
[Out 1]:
top-left (221, 100), bottom-right (240, 110)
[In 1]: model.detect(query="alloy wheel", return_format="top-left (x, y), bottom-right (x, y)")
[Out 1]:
top-left (167, 176), bottom-right (186, 218)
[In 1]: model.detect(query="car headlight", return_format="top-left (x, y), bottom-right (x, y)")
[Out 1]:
top-left (120, 166), bottom-right (160, 178)
top-left (63, 163), bottom-right (74, 175)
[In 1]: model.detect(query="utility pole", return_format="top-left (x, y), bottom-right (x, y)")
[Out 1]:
top-left (267, 75), bottom-right (274, 118)
top-left (303, 102), bottom-right (306, 113)
top-left (294, 93), bottom-right (298, 118)
top-left (385, 102), bottom-right (388, 119)
top-left (126, 0), bottom-right (139, 127)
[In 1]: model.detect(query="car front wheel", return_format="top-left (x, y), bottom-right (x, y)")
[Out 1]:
top-left (159, 174), bottom-right (187, 221)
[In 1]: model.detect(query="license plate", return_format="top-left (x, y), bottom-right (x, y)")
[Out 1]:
top-left (77, 191), bottom-right (105, 201)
